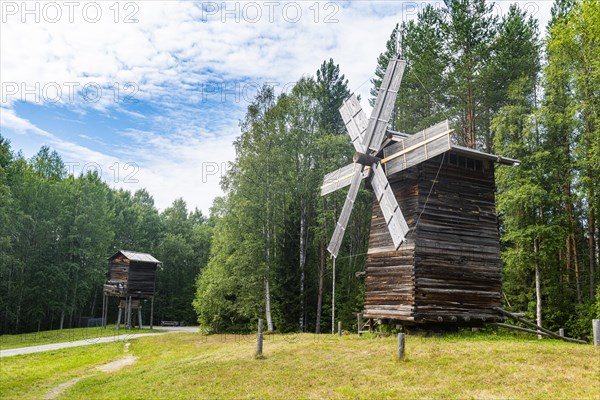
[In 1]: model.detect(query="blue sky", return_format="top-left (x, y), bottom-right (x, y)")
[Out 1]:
top-left (0, 1), bottom-right (552, 213)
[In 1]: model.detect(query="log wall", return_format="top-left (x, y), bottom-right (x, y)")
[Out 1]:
top-left (364, 168), bottom-right (419, 320)
top-left (413, 155), bottom-right (502, 323)
top-left (127, 261), bottom-right (157, 297)
top-left (104, 254), bottom-right (157, 298)
top-left (363, 152), bottom-right (503, 324)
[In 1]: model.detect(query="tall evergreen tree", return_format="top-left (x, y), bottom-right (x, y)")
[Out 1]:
top-left (443, 0), bottom-right (497, 149)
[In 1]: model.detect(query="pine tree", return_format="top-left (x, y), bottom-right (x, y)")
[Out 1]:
top-left (443, 0), bottom-right (497, 148)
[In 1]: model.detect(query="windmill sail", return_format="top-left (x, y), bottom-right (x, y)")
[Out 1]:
top-left (321, 54), bottom-right (450, 258)
top-left (339, 94), bottom-right (368, 153)
top-left (320, 163), bottom-right (369, 196)
top-left (362, 57), bottom-right (406, 153)
top-left (327, 163), bottom-right (363, 258)
top-left (370, 163), bottom-right (409, 250)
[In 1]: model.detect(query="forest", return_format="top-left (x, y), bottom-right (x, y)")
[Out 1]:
top-left (0, 142), bottom-right (212, 334)
top-left (1, 0), bottom-right (598, 338)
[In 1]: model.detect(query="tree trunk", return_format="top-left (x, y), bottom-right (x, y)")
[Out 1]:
top-left (265, 277), bottom-right (273, 332)
top-left (583, 64), bottom-right (597, 299)
top-left (298, 207), bottom-right (306, 330)
top-left (572, 233), bottom-right (582, 304)
top-left (90, 288), bottom-right (97, 316)
top-left (468, 84), bottom-right (476, 148)
top-left (265, 220), bottom-right (273, 332)
top-left (590, 207), bottom-right (597, 298)
top-left (564, 181), bottom-right (581, 302)
top-left (534, 237), bottom-right (542, 339)
top-left (315, 239), bottom-right (325, 334)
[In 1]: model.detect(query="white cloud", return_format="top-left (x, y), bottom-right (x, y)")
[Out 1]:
top-left (0, 0), bottom-right (553, 213)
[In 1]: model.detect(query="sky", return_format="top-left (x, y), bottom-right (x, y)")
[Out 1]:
top-left (0, 0), bottom-right (553, 214)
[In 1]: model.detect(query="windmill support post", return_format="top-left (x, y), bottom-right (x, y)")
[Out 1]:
top-left (492, 323), bottom-right (555, 338)
top-left (338, 321), bottom-right (342, 336)
top-left (357, 313), bottom-right (363, 336)
top-left (494, 308), bottom-right (586, 344)
top-left (257, 319), bottom-right (263, 356)
top-left (397, 333), bottom-right (405, 361)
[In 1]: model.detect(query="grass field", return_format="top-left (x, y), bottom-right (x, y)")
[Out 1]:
top-left (0, 326), bottom-right (159, 350)
top-left (1, 331), bottom-right (598, 399)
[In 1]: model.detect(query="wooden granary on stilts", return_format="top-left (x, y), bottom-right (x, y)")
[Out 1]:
top-left (102, 250), bottom-right (161, 329)
top-left (320, 53), bottom-right (519, 328)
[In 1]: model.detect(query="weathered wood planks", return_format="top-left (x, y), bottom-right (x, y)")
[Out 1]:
top-left (104, 251), bottom-right (159, 300)
top-left (363, 151), bottom-right (504, 324)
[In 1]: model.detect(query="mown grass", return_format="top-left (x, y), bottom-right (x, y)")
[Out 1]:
top-left (0, 326), bottom-right (159, 350)
top-left (1, 331), bottom-right (598, 399)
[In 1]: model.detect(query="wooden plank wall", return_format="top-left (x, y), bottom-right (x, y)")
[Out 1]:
top-left (412, 154), bottom-right (502, 323)
top-left (364, 168), bottom-right (420, 320)
top-left (109, 256), bottom-right (129, 283)
top-left (105, 255), bottom-right (157, 298)
top-left (127, 261), bottom-right (157, 297)
top-left (363, 152), bottom-right (504, 324)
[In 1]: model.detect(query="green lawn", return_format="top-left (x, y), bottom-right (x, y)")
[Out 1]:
top-left (0, 326), bottom-right (160, 350)
top-left (1, 332), bottom-right (598, 399)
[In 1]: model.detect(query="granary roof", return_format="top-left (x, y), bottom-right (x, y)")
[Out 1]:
top-left (386, 129), bottom-right (520, 166)
top-left (109, 250), bottom-right (161, 263)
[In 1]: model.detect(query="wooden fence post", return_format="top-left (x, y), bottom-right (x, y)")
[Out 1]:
top-left (257, 319), bottom-right (263, 356)
top-left (338, 321), bottom-right (342, 336)
top-left (398, 333), bottom-right (405, 361)
top-left (559, 328), bottom-right (564, 337)
top-left (593, 319), bottom-right (600, 347)
top-left (357, 313), bottom-right (363, 336)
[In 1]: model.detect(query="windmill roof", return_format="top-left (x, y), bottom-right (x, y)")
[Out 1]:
top-left (386, 129), bottom-right (520, 166)
top-left (108, 250), bottom-right (161, 263)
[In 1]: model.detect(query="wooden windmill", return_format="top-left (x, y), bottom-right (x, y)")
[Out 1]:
top-left (321, 54), bottom-right (519, 326)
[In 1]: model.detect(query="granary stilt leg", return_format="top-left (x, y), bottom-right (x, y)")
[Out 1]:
top-left (101, 294), bottom-right (106, 328)
top-left (150, 297), bottom-right (154, 329)
top-left (104, 295), bottom-right (109, 328)
top-left (138, 307), bottom-right (143, 329)
top-left (116, 304), bottom-right (122, 330)
top-left (127, 296), bottom-right (132, 330)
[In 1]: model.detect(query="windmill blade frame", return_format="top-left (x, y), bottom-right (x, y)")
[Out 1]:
top-left (320, 163), bottom-right (370, 196)
top-left (370, 163), bottom-right (409, 250)
top-left (327, 163), bottom-right (364, 258)
top-left (339, 94), bottom-right (368, 153)
top-left (362, 57), bottom-right (406, 154)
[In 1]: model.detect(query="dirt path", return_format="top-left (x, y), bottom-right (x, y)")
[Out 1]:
top-left (45, 354), bottom-right (139, 399)
top-left (96, 354), bottom-right (137, 373)
top-left (1, 326), bottom-right (198, 358)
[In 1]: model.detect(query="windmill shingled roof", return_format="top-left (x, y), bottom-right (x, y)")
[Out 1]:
top-left (385, 129), bottom-right (520, 166)
top-left (109, 250), bottom-right (161, 263)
